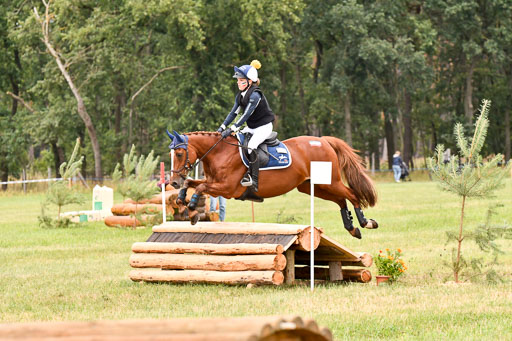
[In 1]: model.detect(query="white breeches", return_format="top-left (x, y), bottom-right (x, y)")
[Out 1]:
top-left (241, 122), bottom-right (273, 154)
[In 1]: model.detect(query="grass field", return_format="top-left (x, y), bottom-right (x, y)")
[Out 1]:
top-left (1, 176), bottom-right (511, 340)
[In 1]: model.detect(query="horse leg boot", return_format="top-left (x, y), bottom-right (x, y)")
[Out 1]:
top-left (341, 208), bottom-right (361, 239)
top-left (354, 207), bottom-right (379, 229)
top-left (187, 193), bottom-right (201, 225)
top-left (176, 188), bottom-right (188, 214)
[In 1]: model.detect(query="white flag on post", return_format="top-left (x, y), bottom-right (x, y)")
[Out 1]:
top-left (310, 161), bottom-right (332, 291)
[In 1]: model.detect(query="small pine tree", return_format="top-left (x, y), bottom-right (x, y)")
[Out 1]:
top-left (39, 138), bottom-right (85, 228)
top-left (427, 99), bottom-right (511, 282)
top-left (112, 145), bottom-right (160, 227)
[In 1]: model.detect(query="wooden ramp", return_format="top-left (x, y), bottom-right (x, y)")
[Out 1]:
top-left (129, 221), bottom-right (372, 285)
top-left (0, 316), bottom-right (333, 341)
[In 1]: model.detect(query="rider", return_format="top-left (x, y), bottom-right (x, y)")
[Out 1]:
top-left (217, 60), bottom-right (275, 192)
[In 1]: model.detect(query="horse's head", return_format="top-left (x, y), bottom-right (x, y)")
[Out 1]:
top-left (166, 130), bottom-right (198, 189)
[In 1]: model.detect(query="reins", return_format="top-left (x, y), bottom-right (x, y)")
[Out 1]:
top-left (171, 133), bottom-right (280, 178)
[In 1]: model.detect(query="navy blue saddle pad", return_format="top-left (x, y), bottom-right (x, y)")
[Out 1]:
top-left (236, 133), bottom-right (292, 170)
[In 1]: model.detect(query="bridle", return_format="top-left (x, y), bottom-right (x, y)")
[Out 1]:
top-left (170, 135), bottom-right (226, 179)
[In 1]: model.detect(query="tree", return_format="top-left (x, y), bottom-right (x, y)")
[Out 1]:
top-left (39, 138), bottom-right (84, 228)
top-left (427, 100), bottom-right (511, 282)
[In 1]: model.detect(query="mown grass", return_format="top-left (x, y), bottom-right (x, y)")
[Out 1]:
top-left (1, 177), bottom-right (511, 340)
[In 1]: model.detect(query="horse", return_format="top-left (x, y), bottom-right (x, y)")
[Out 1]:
top-left (167, 131), bottom-right (378, 239)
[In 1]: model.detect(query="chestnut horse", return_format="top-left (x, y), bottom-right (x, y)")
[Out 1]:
top-left (168, 131), bottom-right (378, 239)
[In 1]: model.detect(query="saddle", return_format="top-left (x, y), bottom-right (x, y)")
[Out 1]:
top-left (237, 132), bottom-right (291, 170)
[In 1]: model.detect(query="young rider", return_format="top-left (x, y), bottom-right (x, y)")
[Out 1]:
top-left (217, 60), bottom-right (275, 192)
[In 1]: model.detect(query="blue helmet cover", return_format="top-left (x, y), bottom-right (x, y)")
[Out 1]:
top-left (166, 130), bottom-right (188, 150)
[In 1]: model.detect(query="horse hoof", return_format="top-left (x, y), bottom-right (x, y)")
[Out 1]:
top-left (189, 210), bottom-right (199, 225)
top-left (366, 219), bottom-right (378, 229)
top-left (350, 227), bottom-right (362, 239)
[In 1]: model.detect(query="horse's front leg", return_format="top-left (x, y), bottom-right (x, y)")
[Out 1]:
top-left (184, 180), bottom-right (211, 225)
top-left (175, 179), bottom-right (206, 215)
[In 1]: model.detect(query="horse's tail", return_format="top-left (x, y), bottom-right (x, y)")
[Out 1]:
top-left (322, 136), bottom-right (377, 208)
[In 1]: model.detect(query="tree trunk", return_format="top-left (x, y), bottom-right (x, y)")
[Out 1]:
top-left (344, 93), bottom-right (352, 146)
top-left (431, 121), bottom-right (438, 152)
top-left (34, 6), bottom-right (102, 180)
top-left (384, 113), bottom-right (395, 169)
top-left (455, 195), bottom-right (466, 283)
top-left (50, 141), bottom-right (66, 177)
top-left (464, 59), bottom-right (475, 124)
top-left (403, 90), bottom-right (413, 168)
top-left (0, 162), bottom-right (8, 191)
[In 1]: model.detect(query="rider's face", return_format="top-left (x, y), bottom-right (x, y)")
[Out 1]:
top-left (237, 78), bottom-right (251, 91)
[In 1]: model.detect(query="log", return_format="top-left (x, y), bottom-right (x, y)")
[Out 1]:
top-left (295, 251), bottom-right (373, 267)
top-left (284, 249), bottom-right (295, 285)
top-left (328, 261), bottom-right (343, 281)
top-left (153, 221), bottom-right (322, 235)
top-left (132, 242), bottom-right (284, 255)
top-left (0, 316), bottom-right (332, 340)
top-left (148, 189), bottom-right (179, 205)
top-left (111, 203), bottom-right (163, 216)
top-left (105, 215), bottom-right (142, 227)
top-left (130, 253), bottom-right (287, 271)
top-left (129, 269), bottom-right (285, 285)
top-left (295, 226), bottom-right (322, 251)
top-left (294, 267), bottom-right (372, 283)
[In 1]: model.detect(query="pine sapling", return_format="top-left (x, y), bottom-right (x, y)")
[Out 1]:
top-left (427, 99), bottom-right (511, 282)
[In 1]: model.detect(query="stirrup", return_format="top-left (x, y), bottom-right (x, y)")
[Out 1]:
top-left (241, 174), bottom-right (253, 187)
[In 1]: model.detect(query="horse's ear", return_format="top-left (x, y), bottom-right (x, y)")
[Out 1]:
top-left (166, 129), bottom-right (175, 141)
top-left (173, 130), bottom-right (183, 143)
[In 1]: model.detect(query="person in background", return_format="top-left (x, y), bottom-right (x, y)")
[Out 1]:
top-left (392, 151), bottom-right (403, 183)
top-left (209, 196), bottom-right (226, 222)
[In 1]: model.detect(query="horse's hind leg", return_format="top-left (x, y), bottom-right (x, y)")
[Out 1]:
top-left (297, 181), bottom-right (362, 239)
top-left (313, 180), bottom-right (378, 230)
top-left (354, 207), bottom-right (378, 229)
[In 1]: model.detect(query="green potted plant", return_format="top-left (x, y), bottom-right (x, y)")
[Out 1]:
top-left (374, 248), bottom-right (407, 285)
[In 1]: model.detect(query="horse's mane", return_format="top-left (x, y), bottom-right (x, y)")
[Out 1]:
top-left (184, 131), bottom-right (221, 137)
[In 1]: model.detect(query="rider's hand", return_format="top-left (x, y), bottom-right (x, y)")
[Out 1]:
top-left (221, 128), bottom-right (232, 138)
top-left (217, 124), bottom-right (226, 133)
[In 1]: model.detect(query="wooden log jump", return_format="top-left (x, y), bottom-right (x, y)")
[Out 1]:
top-left (0, 316), bottom-right (333, 341)
top-left (129, 221), bottom-right (372, 286)
top-left (106, 191), bottom-right (217, 228)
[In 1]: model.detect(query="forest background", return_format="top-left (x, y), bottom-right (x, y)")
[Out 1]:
top-left (1, 0), bottom-right (512, 186)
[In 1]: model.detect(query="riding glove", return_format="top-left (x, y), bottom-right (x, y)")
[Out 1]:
top-left (221, 128), bottom-right (232, 138)
top-left (217, 124), bottom-right (226, 133)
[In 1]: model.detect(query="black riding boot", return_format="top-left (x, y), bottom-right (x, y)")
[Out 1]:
top-left (241, 152), bottom-right (259, 190)
top-left (250, 154), bottom-right (259, 192)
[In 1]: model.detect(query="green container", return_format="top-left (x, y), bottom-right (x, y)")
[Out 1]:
top-left (94, 201), bottom-right (103, 210)
top-left (79, 214), bottom-right (88, 222)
